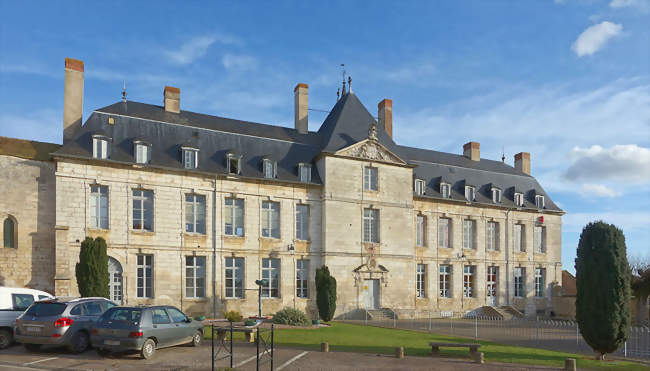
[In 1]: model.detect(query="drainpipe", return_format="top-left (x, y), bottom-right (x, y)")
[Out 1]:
top-left (504, 207), bottom-right (514, 306)
top-left (212, 177), bottom-right (218, 319)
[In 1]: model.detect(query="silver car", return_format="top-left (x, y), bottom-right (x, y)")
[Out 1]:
top-left (15, 297), bottom-right (116, 353)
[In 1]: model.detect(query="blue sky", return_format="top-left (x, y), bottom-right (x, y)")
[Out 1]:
top-left (1, 1), bottom-right (648, 272)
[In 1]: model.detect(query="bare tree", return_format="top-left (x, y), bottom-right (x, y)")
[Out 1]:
top-left (629, 254), bottom-right (650, 325)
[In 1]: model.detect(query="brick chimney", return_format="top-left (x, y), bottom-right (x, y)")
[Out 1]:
top-left (463, 141), bottom-right (480, 161)
top-left (515, 152), bottom-right (531, 175)
top-left (164, 86), bottom-right (180, 113)
top-left (378, 99), bottom-right (393, 139)
top-left (294, 83), bottom-right (308, 134)
top-left (63, 58), bottom-right (84, 143)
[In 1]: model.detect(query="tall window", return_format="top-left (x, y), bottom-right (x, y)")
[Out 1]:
top-left (135, 142), bottom-right (151, 164)
top-left (224, 198), bottom-right (244, 236)
top-left (363, 208), bottom-right (379, 243)
top-left (364, 166), bottom-right (378, 191)
top-left (185, 194), bottom-right (206, 234)
top-left (440, 183), bottom-right (450, 198)
top-left (416, 215), bottom-right (426, 246)
top-left (296, 259), bottom-right (309, 298)
top-left (295, 204), bottom-right (309, 241)
top-left (90, 185), bottom-right (108, 229)
top-left (132, 190), bottom-right (153, 231)
top-left (416, 264), bottom-right (426, 298)
top-left (439, 265), bottom-right (451, 298)
top-left (3, 217), bottom-right (15, 249)
top-left (463, 265), bottom-right (475, 298)
top-left (492, 188), bottom-right (502, 203)
top-left (185, 256), bottom-right (206, 298)
top-left (465, 186), bottom-right (475, 202)
top-left (136, 254), bottom-right (153, 298)
top-left (261, 258), bottom-right (280, 298)
top-left (487, 221), bottom-right (499, 251)
top-left (534, 226), bottom-right (546, 253)
top-left (414, 179), bottom-right (426, 195)
top-left (535, 195), bottom-right (545, 209)
top-left (438, 218), bottom-right (451, 249)
top-left (514, 193), bottom-right (524, 207)
top-left (514, 224), bottom-right (525, 252)
top-left (183, 148), bottom-right (199, 169)
top-left (463, 219), bottom-right (475, 249)
top-left (92, 135), bottom-right (110, 159)
top-left (263, 159), bottom-right (276, 179)
top-left (298, 163), bottom-right (311, 183)
top-left (261, 201), bottom-right (280, 238)
top-left (535, 268), bottom-right (545, 297)
top-left (514, 267), bottom-right (525, 297)
top-left (225, 257), bottom-right (244, 298)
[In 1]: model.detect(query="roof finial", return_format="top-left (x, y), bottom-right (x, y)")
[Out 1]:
top-left (368, 122), bottom-right (378, 141)
top-left (501, 146), bottom-right (505, 163)
top-left (336, 87), bottom-right (340, 101)
top-left (341, 63), bottom-right (347, 95)
top-left (348, 75), bottom-right (352, 93)
top-left (122, 81), bottom-right (127, 103)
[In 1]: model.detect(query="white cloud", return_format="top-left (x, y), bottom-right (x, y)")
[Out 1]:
top-left (222, 54), bottom-right (258, 71)
top-left (571, 21), bottom-right (623, 57)
top-left (163, 34), bottom-right (239, 65)
top-left (581, 183), bottom-right (622, 198)
top-left (0, 109), bottom-right (62, 144)
top-left (563, 211), bottom-right (650, 233)
top-left (610, 0), bottom-right (650, 11)
top-left (564, 144), bottom-right (650, 183)
top-left (385, 63), bottom-right (436, 83)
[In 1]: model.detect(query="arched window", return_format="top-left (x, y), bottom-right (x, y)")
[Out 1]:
top-left (108, 257), bottom-right (123, 304)
top-left (3, 217), bottom-right (15, 248)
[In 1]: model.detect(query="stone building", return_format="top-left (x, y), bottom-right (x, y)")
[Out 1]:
top-left (1, 58), bottom-right (564, 318)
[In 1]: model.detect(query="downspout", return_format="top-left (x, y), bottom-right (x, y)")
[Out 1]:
top-left (504, 207), bottom-right (513, 306)
top-left (212, 176), bottom-right (218, 319)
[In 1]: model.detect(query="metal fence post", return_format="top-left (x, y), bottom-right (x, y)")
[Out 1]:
top-left (230, 321), bottom-right (233, 369)
top-left (428, 310), bottom-right (431, 332)
top-left (256, 326), bottom-right (260, 371)
top-left (365, 308), bottom-right (368, 326)
top-left (211, 324), bottom-right (214, 371)
top-left (624, 340), bottom-right (627, 358)
top-left (475, 316), bottom-right (478, 339)
top-left (271, 323), bottom-right (275, 371)
top-left (393, 310), bottom-right (396, 328)
top-left (536, 316), bottom-right (539, 346)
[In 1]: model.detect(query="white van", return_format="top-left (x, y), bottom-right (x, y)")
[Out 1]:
top-left (0, 287), bottom-right (53, 348)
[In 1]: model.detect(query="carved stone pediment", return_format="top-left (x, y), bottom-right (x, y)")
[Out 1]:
top-left (336, 139), bottom-right (406, 165)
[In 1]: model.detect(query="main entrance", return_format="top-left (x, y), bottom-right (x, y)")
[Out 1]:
top-left (487, 266), bottom-right (498, 306)
top-left (362, 279), bottom-right (379, 309)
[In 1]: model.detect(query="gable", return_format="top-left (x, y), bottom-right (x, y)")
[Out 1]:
top-left (335, 138), bottom-right (407, 165)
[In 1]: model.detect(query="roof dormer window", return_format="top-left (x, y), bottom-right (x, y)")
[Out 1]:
top-left (491, 188), bottom-right (502, 204)
top-left (414, 179), bottom-right (426, 196)
top-left (440, 183), bottom-right (451, 198)
top-left (92, 135), bottom-right (110, 160)
top-left (464, 185), bottom-right (475, 202)
top-left (227, 153), bottom-right (241, 175)
top-left (298, 163), bottom-right (311, 183)
top-left (514, 192), bottom-right (524, 207)
top-left (262, 158), bottom-right (277, 179)
top-left (182, 147), bottom-right (199, 169)
top-left (134, 141), bottom-right (151, 164)
top-left (535, 195), bottom-right (545, 209)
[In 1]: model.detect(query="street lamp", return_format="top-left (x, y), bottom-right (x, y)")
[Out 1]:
top-left (254, 279), bottom-right (268, 318)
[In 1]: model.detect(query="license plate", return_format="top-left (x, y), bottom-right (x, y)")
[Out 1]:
top-left (26, 327), bottom-right (41, 333)
top-left (104, 340), bottom-right (120, 346)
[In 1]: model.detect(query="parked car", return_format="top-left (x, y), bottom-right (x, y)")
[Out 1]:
top-left (91, 305), bottom-right (204, 359)
top-left (15, 297), bottom-right (116, 353)
top-left (0, 287), bottom-right (53, 349)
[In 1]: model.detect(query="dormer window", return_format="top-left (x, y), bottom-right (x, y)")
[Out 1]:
top-left (414, 179), bottom-right (426, 196)
top-left (535, 195), bottom-right (545, 209)
top-left (262, 159), bottom-right (277, 179)
top-left (440, 183), bottom-right (451, 198)
top-left (514, 192), bottom-right (524, 207)
top-left (491, 188), bottom-right (502, 204)
top-left (298, 163), bottom-right (311, 183)
top-left (134, 141), bottom-right (151, 164)
top-left (464, 185), bottom-right (475, 202)
top-left (92, 135), bottom-right (110, 160)
top-left (182, 147), bottom-right (199, 169)
top-left (227, 153), bottom-right (241, 175)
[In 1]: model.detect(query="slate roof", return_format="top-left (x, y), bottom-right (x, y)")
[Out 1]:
top-left (51, 92), bottom-right (562, 213)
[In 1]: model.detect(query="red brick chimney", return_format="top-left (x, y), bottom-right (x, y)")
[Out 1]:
top-left (463, 141), bottom-right (480, 161)
top-left (378, 99), bottom-right (393, 139)
top-left (515, 152), bottom-right (531, 175)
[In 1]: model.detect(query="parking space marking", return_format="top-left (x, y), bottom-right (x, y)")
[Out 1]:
top-left (276, 351), bottom-right (308, 370)
top-left (1, 366), bottom-right (43, 371)
top-left (23, 357), bottom-right (58, 365)
top-left (233, 350), bottom-right (270, 368)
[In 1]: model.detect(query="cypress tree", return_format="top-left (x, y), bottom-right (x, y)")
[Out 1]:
top-left (575, 221), bottom-right (631, 359)
top-left (75, 237), bottom-right (110, 298)
top-left (315, 265), bottom-right (337, 322)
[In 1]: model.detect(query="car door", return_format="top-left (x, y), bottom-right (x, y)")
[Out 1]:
top-left (83, 302), bottom-right (105, 329)
top-left (165, 307), bottom-right (193, 343)
top-left (149, 308), bottom-right (174, 347)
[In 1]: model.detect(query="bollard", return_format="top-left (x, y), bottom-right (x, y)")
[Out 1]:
top-left (564, 358), bottom-right (576, 371)
top-left (395, 346), bottom-right (404, 359)
top-left (321, 341), bottom-right (329, 352)
top-left (473, 351), bottom-right (484, 364)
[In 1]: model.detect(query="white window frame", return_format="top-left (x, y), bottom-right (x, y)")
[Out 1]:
top-left (182, 148), bottom-right (199, 169)
top-left (261, 258), bottom-right (280, 298)
top-left (261, 201), bottom-right (280, 238)
top-left (364, 166), bottom-right (378, 191)
top-left (185, 194), bottom-right (206, 234)
top-left (514, 267), bottom-right (525, 297)
top-left (132, 189), bottom-right (154, 231)
top-left (463, 219), bottom-right (475, 250)
top-left (227, 154), bottom-right (241, 175)
top-left (514, 224), bottom-right (525, 252)
top-left (296, 259), bottom-right (309, 298)
top-left (263, 159), bottom-right (277, 179)
top-left (414, 179), bottom-right (426, 196)
top-left (185, 256), bottom-right (206, 298)
top-left (534, 225), bottom-right (546, 253)
top-left (439, 265), bottom-right (451, 298)
top-left (90, 185), bottom-right (109, 229)
top-left (535, 268), bottom-right (545, 297)
top-left (92, 136), bottom-right (110, 159)
top-left (465, 185), bottom-right (475, 202)
top-left (416, 263), bottom-right (426, 298)
top-left (225, 257), bottom-right (244, 299)
top-left (416, 214), bottom-right (426, 247)
top-left (492, 188), bottom-right (502, 203)
top-left (463, 265), bottom-right (475, 298)
top-left (295, 204), bottom-right (309, 241)
top-left (363, 208), bottom-right (379, 243)
top-left (298, 163), bottom-right (311, 183)
top-left (535, 195), bottom-right (545, 209)
top-left (134, 142), bottom-right (151, 164)
top-left (514, 193), bottom-right (524, 207)
top-left (487, 221), bottom-right (499, 251)
top-left (438, 217), bottom-right (451, 249)
top-left (440, 183), bottom-right (450, 198)
top-left (136, 254), bottom-right (153, 298)
top-left (224, 198), bottom-right (244, 237)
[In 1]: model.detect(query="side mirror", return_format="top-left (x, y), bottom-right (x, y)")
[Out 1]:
top-left (185, 318), bottom-right (192, 323)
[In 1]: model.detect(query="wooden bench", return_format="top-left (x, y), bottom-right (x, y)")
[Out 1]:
top-left (429, 342), bottom-right (481, 357)
top-left (215, 327), bottom-right (255, 343)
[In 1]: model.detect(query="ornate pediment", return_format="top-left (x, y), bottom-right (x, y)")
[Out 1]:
top-left (336, 139), bottom-right (406, 165)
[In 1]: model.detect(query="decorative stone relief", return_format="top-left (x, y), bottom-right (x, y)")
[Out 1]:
top-left (338, 140), bottom-right (404, 164)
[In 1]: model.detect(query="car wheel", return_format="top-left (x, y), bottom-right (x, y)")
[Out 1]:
top-left (190, 330), bottom-right (202, 347)
top-left (23, 343), bottom-right (41, 352)
top-left (96, 348), bottom-right (111, 357)
top-left (67, 331), bottom-right (90, 353)
top-left (0, 329), bottom-right (12, 349)
top-left (140, 338), bottom-right (156, 359)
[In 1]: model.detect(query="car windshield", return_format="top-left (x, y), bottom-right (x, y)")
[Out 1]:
top-left (101, 308), bottom-right (142, 324)
top-left (23, 302), bottom-right (66, 317)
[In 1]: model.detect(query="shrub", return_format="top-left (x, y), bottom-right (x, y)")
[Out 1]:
top-left (75, 237), bottom-right (109, 298)
top-left (223, 310), bottom-right (243, 323)
top-left (576, 221), bottom-right (631, 359)
top-left (272, 307), bottom-right (310, 326)
top-left (315, 265), bottom-right (337, 322)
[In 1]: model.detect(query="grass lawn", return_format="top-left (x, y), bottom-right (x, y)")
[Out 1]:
top-left (205, 322), bottom-right (647, 370)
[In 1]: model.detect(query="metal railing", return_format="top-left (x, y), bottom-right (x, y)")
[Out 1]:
top-left (335, 306), bottom-right (650, 360)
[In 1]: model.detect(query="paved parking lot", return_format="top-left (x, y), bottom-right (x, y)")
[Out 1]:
top-left (0, 342), bottom-right (562, 370)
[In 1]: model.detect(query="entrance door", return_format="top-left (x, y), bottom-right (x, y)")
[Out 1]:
top-left (363, 279), bottom-right (379, 309)
top-left (108, 257), bottom-right (123, 304)
top-left (486, 266), bottom-right (498, 306)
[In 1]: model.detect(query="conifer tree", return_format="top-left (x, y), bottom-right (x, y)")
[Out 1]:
top-left (315, 265), bottom-right (337, 321)
top-left (75, 237), bottom-right (110, 298)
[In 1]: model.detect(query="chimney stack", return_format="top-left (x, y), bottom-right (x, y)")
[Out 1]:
top-left (294, 83), bottom-right (308, 134)
top-left (378, 99), bottom-right (393, 139)
top-left (463, 141), bottom-right (480, 161)
top-left (63, 58), bottom-right (84, 143)
top-left (514, 152), bottom-right (531, 175)
top-left (164, 86), bottom-right (181, 113)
